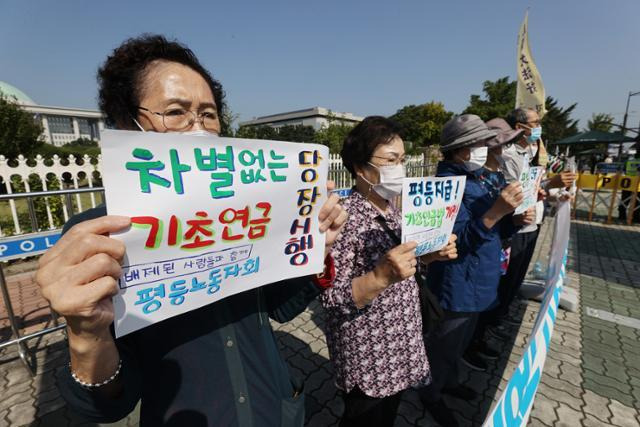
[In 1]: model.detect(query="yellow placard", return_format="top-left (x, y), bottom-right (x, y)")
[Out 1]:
top-left (573, 173), bottom-right (640, 191)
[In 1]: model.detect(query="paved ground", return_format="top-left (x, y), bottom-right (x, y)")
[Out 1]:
top-left (1, 217), bottom-right (640, 426)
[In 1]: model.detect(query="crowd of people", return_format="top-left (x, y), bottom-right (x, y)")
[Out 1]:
top-left (35, 34), bottom-right (577, 427)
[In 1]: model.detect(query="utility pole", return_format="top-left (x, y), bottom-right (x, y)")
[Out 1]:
top-left (617, 91), bottom-right (640, 161)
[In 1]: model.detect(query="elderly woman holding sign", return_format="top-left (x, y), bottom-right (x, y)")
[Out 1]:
top-left (417, 114), bottom-right (532, 427)
top-left (35, 35), bottom-right (347, 426)
top-left (321, 116), bottom-right (457, 427)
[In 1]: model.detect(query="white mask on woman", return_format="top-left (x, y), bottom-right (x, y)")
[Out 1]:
top-left (464, 146), bottom-right (488, 171)
top-left (181, 129), bottom-right (219, 137)
top-left (362, 163), bottom-right (406, 201)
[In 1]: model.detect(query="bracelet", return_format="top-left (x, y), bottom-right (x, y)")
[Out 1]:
top-left (70, 358), bottom-right (122, 388)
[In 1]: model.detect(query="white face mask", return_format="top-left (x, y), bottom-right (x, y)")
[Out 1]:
top-left (362, 163), bottom-right (406, 201)
top-left (464, 146), bottom-right (488, 171)
top-left (181, 129), bottom-right (219, 137)
top-left (132, 118), bottom-right (219, 137)
top-left (491, 151), bottom-right (507, 170)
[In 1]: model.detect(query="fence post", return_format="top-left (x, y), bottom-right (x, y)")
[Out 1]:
top-left (606, 174), bottom-right (621, 224)
top-left (627, 176), bottom-right (639, 226)
top-left (0, 263), bottom-right (35, 376)
top-left (26, 197), bottom-right (39, 232)
top-left (589, 174), bottom-right (600, 222)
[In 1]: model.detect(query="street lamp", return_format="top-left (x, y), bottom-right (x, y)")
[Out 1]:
top-left (617, 90), bottom-right (640, 161)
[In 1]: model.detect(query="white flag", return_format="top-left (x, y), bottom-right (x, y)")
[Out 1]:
top-left (516, 11), bottom-right (547, 118)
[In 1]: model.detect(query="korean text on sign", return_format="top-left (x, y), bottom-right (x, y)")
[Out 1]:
top-left (100, 130), bottom-right (329, 336)
top-left (401, 176), bottom-right (466, 256)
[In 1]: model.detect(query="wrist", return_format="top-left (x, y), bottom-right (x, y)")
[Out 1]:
top-left (485, 206), bottom-right (505, 222)
top-left (420, 253), bottom-right (436, 264)
top-left (67, 325), bottom-right (113, 356)
top-left (370, 268), bottom-right (389, 291)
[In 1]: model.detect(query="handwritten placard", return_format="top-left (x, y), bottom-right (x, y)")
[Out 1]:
top-left (100, 130), bottom-right (328, 337)
top-left (401, 176), bottom-right (466, 256)
top-left (515, 166), bottom-right (544, 215)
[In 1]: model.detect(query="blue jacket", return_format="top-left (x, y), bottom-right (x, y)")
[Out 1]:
top-left (426, 161), bottom-right (519, 312)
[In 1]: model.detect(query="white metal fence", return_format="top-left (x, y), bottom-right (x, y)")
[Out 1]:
top-left (0, 153), bottom-right (436, 237)
top-left (0, 154), bottom-right (104, 236)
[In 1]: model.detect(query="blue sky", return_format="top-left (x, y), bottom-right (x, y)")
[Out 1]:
top-left (1, 0), bottom-right (639, 130)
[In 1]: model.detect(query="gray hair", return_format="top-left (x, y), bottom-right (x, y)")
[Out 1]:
top-left (506, 108), bottom-right (535, 128)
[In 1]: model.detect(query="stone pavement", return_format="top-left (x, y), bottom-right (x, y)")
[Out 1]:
top-left (1, 218), bottom-right (640, 426)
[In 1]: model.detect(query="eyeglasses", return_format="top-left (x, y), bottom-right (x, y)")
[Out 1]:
top-left (370, 155), bottom-right (407, 166)
top-left (137, 106), bottom-right (220, 132)
top-left (522, 120), bottom-right (541, 128)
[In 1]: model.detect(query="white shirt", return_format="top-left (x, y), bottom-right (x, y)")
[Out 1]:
top-left (501, 142), bottom-right (542, 233)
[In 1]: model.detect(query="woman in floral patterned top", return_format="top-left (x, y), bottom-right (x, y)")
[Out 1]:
top-left (321, 116), bottom-right (458, 427)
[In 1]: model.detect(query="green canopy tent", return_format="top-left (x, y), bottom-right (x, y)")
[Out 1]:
top-left (551, 130), bottom-right (636, 145)
top-left (549, 130), bottom-right (637, 157)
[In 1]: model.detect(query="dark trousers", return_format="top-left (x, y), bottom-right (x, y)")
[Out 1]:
top-left (339, 386), bottom-right (403, 427)
top-left (418, 311), bottom-right (478, 403)
top-left (486, 229), bottom-right (540, 324)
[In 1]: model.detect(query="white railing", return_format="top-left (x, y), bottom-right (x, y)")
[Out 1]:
top-left (328, 153), bottom-right (436, 189)
top-left (0, 154), bottom-right (103, 236)
top-left (0, 153), bottom-right (436, 237)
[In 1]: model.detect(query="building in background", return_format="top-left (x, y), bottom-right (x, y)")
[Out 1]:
top-left (0, 81), bottom-right (104, 147)
top-left (239, 106), bottom-right (363, 130)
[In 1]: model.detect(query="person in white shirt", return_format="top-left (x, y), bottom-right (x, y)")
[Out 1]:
top-left (485, 108), bottom-right (575, 334)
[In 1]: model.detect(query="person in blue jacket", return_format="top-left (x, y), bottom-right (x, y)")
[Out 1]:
top-left (419, 114), bottom-right (526, 427)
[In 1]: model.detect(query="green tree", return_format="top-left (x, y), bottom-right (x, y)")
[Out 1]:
top-left (463, 76), bottom-right (517, 120)
top-left (314, 123), bottom-right (354, 154)
top-left (389, 101), bottom-right (453, 153)
top-left (235, 125), bottom-right (278, 140)
top-left (587, 113), bottom-right (614, 132)
top-left (235, 124), bottom-right (316, 143)
top-left (0, 95), bottom-right (44, 159)
top-left (274, 125), bottom-right (316, 142)
top-left (65, 137), bottom-right (99, 147)
top-left (462, 76), bottom-right (579, 144)
top-left (541, 97), bottom-right (579, 143)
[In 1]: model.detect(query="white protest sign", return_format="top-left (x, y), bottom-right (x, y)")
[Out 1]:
top-left (100, 130), bottom-right (328, 337)
top-left (515, 163), bottom-right (544, 215)
top-left (401, 176), bottom-right (466, 256)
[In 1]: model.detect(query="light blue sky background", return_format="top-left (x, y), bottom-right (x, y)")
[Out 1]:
top-left (1, 0), bottom-right (639, 129)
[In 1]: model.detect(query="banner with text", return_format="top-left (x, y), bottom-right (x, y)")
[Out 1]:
top-left (514, 166), bottom-right (544, 215)
top-left (101, 130), bottom-right (328, 337)
top-left (484, 201), bottom-right (571, 427)
top-left (401, 176), bottom-right (466, 256)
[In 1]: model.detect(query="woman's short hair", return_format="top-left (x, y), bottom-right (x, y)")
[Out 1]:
top-left (340, 116), bottom-right (402, 178)
top-left (97, 34), bottom-right (228, 134)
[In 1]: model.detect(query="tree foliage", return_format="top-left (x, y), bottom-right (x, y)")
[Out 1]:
top-left (314, 123), bottom-right (354, 154)
top-left (462, 76), bottom-right (579, 144)
top-left (0, 95), bottom-right (44, 159)
top-left (389, 101), bottom-right (453, 152)
top-left (587, 113), bottom-right (614, 132)
top-left (235, 123), bottom-right (350, 154)
top-left (541, 97), bottom-right (579, 143)
top-left (463, 76), bottom-right (517, 120)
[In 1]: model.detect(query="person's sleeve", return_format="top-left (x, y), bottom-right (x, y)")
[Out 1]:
top-left (452, 197), bottom-right (496, 257)
top-left (263, 257), bottom-right (333, 323)
top-left (57, 207), bottom-right (141, 422)
top-left (319, 219), bottom-right (366, 318)
top-left (56, 329), bottom-right (142, 423)
top-left (501, 146), bottom-right (524, 184)
top-left (499, 212), bottom-right (521, 239)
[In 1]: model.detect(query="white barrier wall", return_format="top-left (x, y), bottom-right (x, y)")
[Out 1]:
top-left (484, 201), bottom-right (571, 427)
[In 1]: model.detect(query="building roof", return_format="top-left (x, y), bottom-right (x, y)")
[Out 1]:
top-left (239, 106), bottom-right (363, 127)
top-left (0, 80), bottom-right (103, 118)
top-left (0, 81), bottom-right (36, 105)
